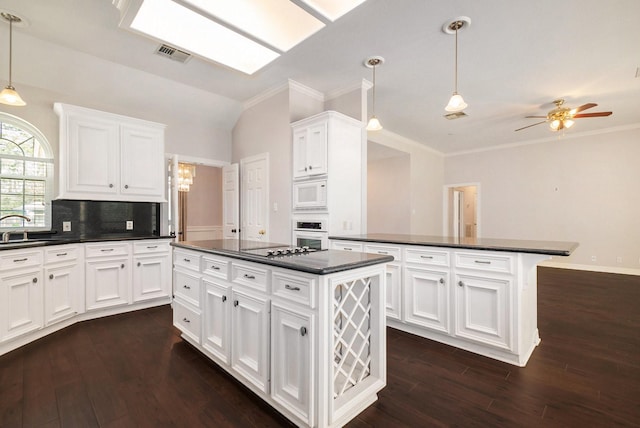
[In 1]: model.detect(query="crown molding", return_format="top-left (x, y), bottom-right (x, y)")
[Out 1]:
top-left (325, 78), bottom-right (372, 101)
top-left (368, 128), bottom-right (444, 157)
top-left (242, 79), bottom-right (324, 110)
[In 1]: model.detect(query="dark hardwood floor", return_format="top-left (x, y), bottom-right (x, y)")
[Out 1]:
top-left (1, 267), bottom-right (638, 427)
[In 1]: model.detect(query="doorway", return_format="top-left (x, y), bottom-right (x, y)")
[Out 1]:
top-left (443, 183), bottom-right (479, 238)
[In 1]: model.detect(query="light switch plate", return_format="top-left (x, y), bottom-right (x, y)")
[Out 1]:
top-left (62, 221), bottom-right (71, 232)
top-left (126, 220), bottom-right (133, 230)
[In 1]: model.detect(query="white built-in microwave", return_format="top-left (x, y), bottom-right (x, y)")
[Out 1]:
top-left (293, 179), bottom-right (327, 210)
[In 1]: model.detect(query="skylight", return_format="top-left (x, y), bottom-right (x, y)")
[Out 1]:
top-left (116, 0), bottom-right (368, 74)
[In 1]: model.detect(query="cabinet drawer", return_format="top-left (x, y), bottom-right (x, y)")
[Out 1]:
top-left (44, 244), bottom-right (80, 264)
top-left (173, 249), bottom-right (201, 272)
top-left (174, 269), bottom-right (201, 307)
top-left (364, 244), bottom-right (401, 261)
top-left (0, 249), bottom-right (43, 270)
top-left (455, 252), bottom-right (514, 274)
top-left (405, 247), bottom-right (450, 267)
top-left (272, 271), bottom-right (316, 308)
top-left (133, 240), bottom-right (171, 254)
top-left (173, 299), bottom-right (201, 344)
top-left (85, 242), bottom-right (130, 258)
top-left (201, 255), bottom-right (229, 280)
top-left (331, 241), bottom-right (363, 252)
top-left (231, 263), bottom-right (269, 293)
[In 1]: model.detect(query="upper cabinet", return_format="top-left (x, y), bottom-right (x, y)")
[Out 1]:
top-left (54, 103), bottom-right (166, 202)
top-left (292, 122), bottom-right (328, 179)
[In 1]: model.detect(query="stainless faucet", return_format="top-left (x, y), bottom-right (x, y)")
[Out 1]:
top-left (0, 214), bottom-right (31, 242)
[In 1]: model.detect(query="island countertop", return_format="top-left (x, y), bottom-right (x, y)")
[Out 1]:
top-left (171, 239), bottom-right (394, 275)
top-left (330, 233), bottom-right (578, 256)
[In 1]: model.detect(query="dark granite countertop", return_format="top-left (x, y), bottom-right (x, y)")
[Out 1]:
top-left (0, 235), bottom-right (173, 251)
top-left (330, 233), bottom-right (578, 257)
top-left (172, 239), bottom-right (394, 275)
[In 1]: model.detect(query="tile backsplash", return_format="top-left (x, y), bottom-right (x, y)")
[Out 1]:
top-left (51, 200), bottom-right (160, 239)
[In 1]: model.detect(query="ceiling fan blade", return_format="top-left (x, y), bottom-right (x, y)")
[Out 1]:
top-left (525, 115), bottom-right (547, 118)
top-left (571, 103), bottom-right (597, 114)
top-left (573, 111), bottom-right (612, 118)
top-left (515, 120), bottom-right (547, 132)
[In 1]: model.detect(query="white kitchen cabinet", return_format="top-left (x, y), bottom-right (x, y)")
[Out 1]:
top-left (384, 263), bottom-right (402, 321)
top-left (404, 266), bottom-right (450, 333)
top-left (293, 123), bottom-right (328, 179)
top-left (43, 245), bottom-right (84, 326)
top-left (54, 102), bottom-right (166, 202)
top-left (231, 288), bottom-right (270, 393)
top-left (0, 266), bottom-right (43, 342)
top-left (454, 273), bottom-right (512, 350)
top-left (271, 301), bottom-right (314, 426)
top-left (203, 278), bottom-right (231, 364)
top-left (85, 243), bottom-right (131, 311)
top-left (132, 240), bottom-right (171, 303)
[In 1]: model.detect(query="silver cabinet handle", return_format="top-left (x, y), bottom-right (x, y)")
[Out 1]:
top-left (243, 274), bottom-right (255, 279)
top-left (183, 285), bottom-right (191, 289)
top-left (56, 252), bottom-right (68, 257)
top-left (343, 247), bottom-right (352, 251)
top-left (109, 183), bottom-right (114, 188)
top-left (120, 264), bottom-right (125, 269)
top-left (458, 281), bottom-right (464, 287)
top-left (304, 166), bottom-right (308, 171)
top-left (439, 278), bottom-right (445, 284)
top-left (137, 262), bottom-right (141, 267)
top-left (101, 248), bottom-right (114, 252)
top-left (233, 300), bottom-right (239, 307)
top-left (183, 317), bottom-right (190, 323)
top-left (377, 251), bottom-right (388, 254)
top-left (13, 258), bottom-right (28, 262)
top-left (146, 245), bottom-right (158, 249)
top-left (183, 258), bottom-right (190, 262)
top-left (474, 260), bottom-right (491, 265)
top-left (124, 184), bottom-right (129, 189)
top-left (285, 284), bottom-right (301, 291)
top-left (222, 295), bottom-right (227, 302)
top-left (211, 265), bottom-right (220, 270)
top-left (308, 165), bottom-right (313, 170)
top-left (49, 274), bottom-right (54, 280)
top-left (420, 255), bottom-right (433, 259)
top-left (300, 326), bottom-right (307, 336)
top-left (32, 277), bottom-right (38, 283)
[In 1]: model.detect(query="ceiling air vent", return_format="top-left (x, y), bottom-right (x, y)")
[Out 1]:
top-left (444, 111), bottom-right (468, 120)
top-left (155, 44), bottom-right (192, 63)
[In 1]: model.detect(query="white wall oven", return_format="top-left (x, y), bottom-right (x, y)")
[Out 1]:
top-left (293, 179), bottom-right (327, 210)
top-left (292, 216), bottom-right (328, 250)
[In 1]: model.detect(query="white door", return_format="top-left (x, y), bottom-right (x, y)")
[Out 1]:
top-left (120, 125), bottom-right (165, 199)
top-left (132, 254), bottom-right (171, 302)
top-left (241, 154), bottom-right (269, 241)
top-left (404, 266), bottom-right (450, 334)
top-left (0, 269), bottom-right (43, 341)
top-left (222, 163), bottom-right (240, 239)
top-left (44, 263), bottom-right (81, 326)
top-left (85, 258), bottom-right (130, 311)
top-left (203, 278), bottom-right (230, 364)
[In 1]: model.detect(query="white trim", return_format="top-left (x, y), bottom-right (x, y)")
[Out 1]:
top-left (186, 225), bottom-right (223, 240)
top-left (367, 128), bottom-right (444, 157)
top-left (540, 260), bottom-right (640, 276)
top-left (325, 79), bottom-right (372, 101)
top-left (242, 79), bottom-right (325, 110)
top-left (164, 153), bottom-right (229, 168)
top-left (288, 79), bottom-right (325, 102)
top-left (445, 123), bottom-right (640, 158)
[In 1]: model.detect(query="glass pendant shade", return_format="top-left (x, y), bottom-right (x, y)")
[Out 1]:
top-left (445, 93), bottom-right (467, 112)
top-left (366, 115), bottom-right (382, 131)
top-left (0, 86), bottom-right (26, 106)
top-left (550, 119), bottom-right (560, 131)
top-left (564, 119), bottom-right (575, 128)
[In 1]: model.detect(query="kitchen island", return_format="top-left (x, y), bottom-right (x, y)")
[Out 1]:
top-left (171, 240), bottom-right (393, 428)
top-left (330, 234), bottom-right (578, 366)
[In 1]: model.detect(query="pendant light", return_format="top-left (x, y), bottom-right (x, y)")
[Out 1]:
top-left (0, 13), bottom-right (26, 107)
top-left (365, 56), bottom-right (384, 131)
top-left (443, 17), bottom-right (470, 113)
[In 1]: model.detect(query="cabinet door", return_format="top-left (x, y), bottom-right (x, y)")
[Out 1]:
top-left (404, 266), bottom-right (450, 333)
top-left (86, 258), bottom-right (130, 311)
top-left (305, 123), bottom-right (328, 176)
top-left (67, 115), bottom-right (119, 196)
top-left (271, 302), bottom-right (314, 426)
top-left (132, 253), bottom-right (171, 302)
top-left (120, 125), bottom-right (165, 200)
top-left (454, 274), bottom-right (512, 350)
top-left (44, 263), bottom-right (82, 326)
top-left (231, 289), bottom-right (270, 393)
top-left (203, 279), bottom-right (231, 364)
top-left (385, 263), bottom-right (402, 321)
top-left (292, 129), bottom-right (309, 179)
top-left (0, 269), bottom-right (43, 342)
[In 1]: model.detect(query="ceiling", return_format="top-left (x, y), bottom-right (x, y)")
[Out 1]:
top-left (1, 0), bottom-right (639, 154)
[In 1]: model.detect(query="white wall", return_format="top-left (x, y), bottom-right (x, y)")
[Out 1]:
top-left (444, 126), bottom-right (640, 273)
top-left (368, 154), bottom-right (411, 233)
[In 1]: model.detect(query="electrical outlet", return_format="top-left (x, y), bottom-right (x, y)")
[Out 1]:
top-left (591, 255), bottom-right (597, 262)
top-left (126, 221), bottom-right (133, 230)
top-left (62, 221), bottom-right (71, 232)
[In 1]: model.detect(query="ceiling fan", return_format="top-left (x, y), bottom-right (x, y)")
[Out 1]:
top-left (515, 99), bottom-right (612, 132)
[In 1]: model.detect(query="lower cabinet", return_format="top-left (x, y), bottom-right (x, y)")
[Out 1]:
top-left (202, 278), bottom-right (230, 364)
top-left (271, 301), bottom-right (314, 426)
top-left (85, 256), bottom-right (130, 310)
top-left (404, 266), bottom-right (450, 333)
top-left (230, 288), bottom-right (270, 393)
top-left (384, 263), bottom-right (402, 321)
top-left (132, 253), bottom-right (171, 302)
top-left (0, 267), bottom-right (43, 342)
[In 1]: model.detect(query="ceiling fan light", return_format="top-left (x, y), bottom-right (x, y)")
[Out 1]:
top-left (366, 115), bottom-right (382, 131)
top-left (0, 86), bottom-right (26, 106)
top-left (550, 119), bottom-right (560, 131)
top-left (445, 93), bottom-right (467, 112)
top-left (564, 119), bottom-right (575, 128)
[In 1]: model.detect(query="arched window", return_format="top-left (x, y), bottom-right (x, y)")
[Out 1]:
top-left (0, 113), bottom-right (54, 230)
